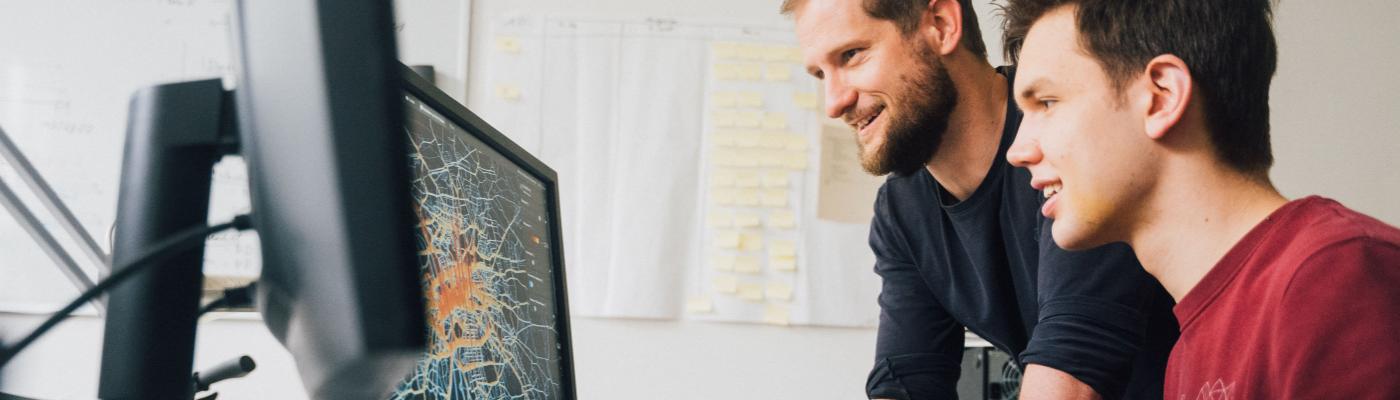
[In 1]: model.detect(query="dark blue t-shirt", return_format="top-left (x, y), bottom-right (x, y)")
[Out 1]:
top-left (864, 68), bottom-right (1178, 400)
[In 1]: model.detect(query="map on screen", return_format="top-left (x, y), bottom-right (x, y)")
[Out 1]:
top-left (391, 93), bottom-right (564, 400)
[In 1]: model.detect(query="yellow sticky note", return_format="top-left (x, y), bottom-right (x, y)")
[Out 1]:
top-left (756, 134), bottom-right (785, 149)
top-left (783, 152), bottom-right (809, 170)
top-left (737, 91), bottom-right (764, 108)
top-left (734, 255), bottom-right (762, 274)
top-left (765, 283), bottom-right (794, 301)
top-left (735, 189), bottom-right (760, 206)
top-left (687, 297), bottom-right (715, 313)
top-left (766, 63), bottom-right (792, 81)
top-left (736, 111), bottom-right (762, 128)
top-left (734, 171), bottom-right (761, 188)
top-left (710, 188), bottom-right (736, 205)
top-left (764, 304), bottom-right (791, 325)
top-left (712, 133), bottom-right (735, 147)
top-left (496, 37), bottom-right (522, 54)
top-left (793, 92), bottom-right (818, 109)
top-left (762, 113), bottom-right (789, 130)
top-left (738, 283), bottom-right (765, 301)
top-left (714, 275), bottom-right (739, 293)
top-left (739, 63), bottom-right (763, 80)
top-left (711, 254), bottom-right (737, 271)
top-left (759, 45), bottom-right (786, 62)
top-left (761, 189), bottom-right (788, 208)
top-left (706, 210), bottom-right (733, 227)
top-left (710, 170), bottom-right (737, 188)
top-left (737, 44), bottom-right (764, 60)
top-left (783, 47), bottom-right (803, 63)
top-left (713, 63), bottom-right (734, 80)
top-left (784, 135), bottom-right (809, 151)
top-left (495, 84), bottom-right (521, 101)
top-left (710, 150), bottom-right (734, 167)
top-left (762, 170), bottom-right (789, 188)
top-left (712, 42), bottom-right (741, 60)
top-left (735, 134), bottom-right (762, 148)
top-left (713, 110), bottom-right (738, 128)
top-left (715, 230), bottom-right (742, 249)
top-left (771, 255), bottom-right (798, 272)
top-left (768, 210), bottom-right (797, 230)
top-left (758, 151), bottom-right (785, 168)
top-left (712, 91), bottom-right (737, 108)
top-left (733, 212), bottom-right (762, 228)
top-left (770, 240), bottom-right (797, 258)
top-left (733, 150), bottom-right (761, 167)
top-left (739, 233), bottom-right (765, 252)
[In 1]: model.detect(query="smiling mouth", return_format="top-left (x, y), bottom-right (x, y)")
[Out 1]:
top-left (853, 107), bottom-right (884, 134)
top-left (1043, 182), bottom-right (1062, 199)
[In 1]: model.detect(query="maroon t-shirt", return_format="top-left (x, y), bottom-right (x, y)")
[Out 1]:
top-left (1165, 196), bottom-right (1400, 399)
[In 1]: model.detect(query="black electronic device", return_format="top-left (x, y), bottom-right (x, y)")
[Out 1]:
top-left (232, 0), bottom-right (425, 398)
top-left (386, 64), bottom-right (577, 400)
top-left (94, 0), bottom-right (575, 398)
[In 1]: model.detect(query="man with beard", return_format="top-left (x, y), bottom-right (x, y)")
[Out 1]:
top-left (783, 0), bottom-right (1178, 398)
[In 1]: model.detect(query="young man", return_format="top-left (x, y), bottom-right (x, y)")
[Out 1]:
top-left (1002, 1), bottom-right (1400, 398)
top-left (782, 0), bottom-right (1177, 398)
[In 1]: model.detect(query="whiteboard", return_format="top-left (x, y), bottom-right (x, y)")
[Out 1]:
top-left (0, 0), bottom-right (470, 313)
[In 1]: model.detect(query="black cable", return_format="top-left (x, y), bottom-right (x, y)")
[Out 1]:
top-left (198, 282), bottom-right (257, 316)
top-left (0, 215), bottom-right (253, 369)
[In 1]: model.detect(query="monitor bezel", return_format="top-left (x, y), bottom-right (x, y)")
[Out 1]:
top-left (398, 63), bottom-right (579, 400)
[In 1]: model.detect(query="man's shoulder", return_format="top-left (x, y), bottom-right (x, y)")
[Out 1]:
top-left (1245, 197), bottom-right (1400, 306)
top-left (873, 171), bottom-right (934, 213)
top-left (1267, 196), bottom-right (1400, 264)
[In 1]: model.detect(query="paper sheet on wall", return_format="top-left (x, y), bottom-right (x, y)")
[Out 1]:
top-left (817, 123), bottom-right (885, 224)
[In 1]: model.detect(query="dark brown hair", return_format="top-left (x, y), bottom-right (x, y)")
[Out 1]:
top-left (1001, 0), bottom-right (1279, 175)
top-left (782, 0), bottom-right (989, 59)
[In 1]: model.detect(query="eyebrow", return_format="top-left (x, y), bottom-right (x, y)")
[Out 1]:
top-left (1016, 77), bottom-right (1051, 102)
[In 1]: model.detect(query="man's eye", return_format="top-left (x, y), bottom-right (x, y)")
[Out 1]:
top-left (840, 49), bottom-right (862, 63)
top-left (1040, 99), bottom-right (1058, 109)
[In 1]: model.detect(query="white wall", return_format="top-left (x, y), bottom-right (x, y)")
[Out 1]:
top-left (3, 1), bottom-right (1397, 399)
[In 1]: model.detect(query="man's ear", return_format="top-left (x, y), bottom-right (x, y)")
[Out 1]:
top-left (922, 0), bottom-right (964, 57)
top-left (1142, 55), bottom-right (1193, 140)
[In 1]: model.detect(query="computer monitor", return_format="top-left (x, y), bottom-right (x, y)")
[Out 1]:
top-left (235, 0), bottom-right (575, 398)
top-left (97, 1), bottom-right (573, 397)
top-left (391, 65), bottom-right (576, 400)
top-left (233, 0), bottom-right (425, 398)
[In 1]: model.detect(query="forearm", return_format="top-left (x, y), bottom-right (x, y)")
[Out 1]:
top-left (1018, 364), bottom-right (1101, 400)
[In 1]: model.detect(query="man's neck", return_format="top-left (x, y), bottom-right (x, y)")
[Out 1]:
top-left (925, 65), bottom-right (1007, 202)
top-left (1129, 162), bottom-right (1288, 302)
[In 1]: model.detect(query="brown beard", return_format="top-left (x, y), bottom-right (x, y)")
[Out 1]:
top-left (858, 42), bottom-right (959, 176)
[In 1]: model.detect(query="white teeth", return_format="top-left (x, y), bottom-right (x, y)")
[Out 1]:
top-left (1043, 183), bottom-right (1061, 199)
top-left (854, 109), bottom-right (882, 131)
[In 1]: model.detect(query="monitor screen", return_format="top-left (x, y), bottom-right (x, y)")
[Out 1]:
top-left (392, 92), bottom-right (568, 399)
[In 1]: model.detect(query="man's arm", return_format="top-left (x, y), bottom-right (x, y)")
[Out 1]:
top-left (1018, 217), bottom-right (1177, 399)
top-left (1019, 364), bottom-right (1101, 400)
top-left (865, 187), bottom-right (965, 400)
top-left (865, 255), bottom-right (965, 399)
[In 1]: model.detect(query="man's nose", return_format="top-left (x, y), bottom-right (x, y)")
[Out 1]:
top-left (823, 75), bottom-right (856, 119)
top-left (1006, 124), bottom-right (1044, 168)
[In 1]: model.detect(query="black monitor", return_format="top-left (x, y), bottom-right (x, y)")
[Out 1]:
top-left (390, 64), bottom-right (576, 400)
top-left (233, 0), bottom-right (425, 398)
top-left (96, 1), bottom-right (572, 398)
top-left (235, 0), bottom-right (575, 398)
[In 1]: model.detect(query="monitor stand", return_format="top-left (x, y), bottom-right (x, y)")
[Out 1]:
top-left (97, 78), bottom-right (239, 400)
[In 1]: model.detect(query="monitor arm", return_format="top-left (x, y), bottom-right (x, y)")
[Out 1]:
top-left (98, 78), bottom-right (239, 400)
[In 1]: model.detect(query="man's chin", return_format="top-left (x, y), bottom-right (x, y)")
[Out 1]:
top-left (1051, 220), bottom-right (1110, 251)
